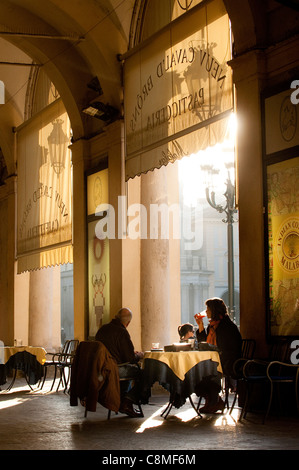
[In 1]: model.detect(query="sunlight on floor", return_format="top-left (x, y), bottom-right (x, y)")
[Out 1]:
top-left (174, 407), bottom-right (198, 422)
top-left (136, 404), bottom-right (240, 432)
top-left (136, 406), bottom-right (165, 433)
top-left (0, 396), bottom-right (29, 410)
top-left (213, 409), bottom-right (239, 426)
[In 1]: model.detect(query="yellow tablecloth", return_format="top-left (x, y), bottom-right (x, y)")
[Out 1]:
top-left (4, 346), bottom-right (47, 365)
top-left (143, 350), bottom-right (222, 381)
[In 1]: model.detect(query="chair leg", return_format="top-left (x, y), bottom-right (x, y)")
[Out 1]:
top-left (296, 373), bottom-right (299, 413)
top-left (6, 369), bottom-right (17, 391)
top-left (224, 384), bottom-right (230, 410)
top-left (196, 396), bottom-right (203, 411)
top-left (189, 396), bottom-right (202, 417)
top-left (136, 401), bottom-right (144, 417)
top-left (56, 367), bottom-right (66, 391)
top-left (263, 381), bottom-right (273, 424)
top-left (24, 372), bottom-right (34, 391)
top-left (39, 367), bottom-right (48, 390)
top-left (50, 365), bottom-right (58, 391)
top-left (239, 383), bottom-right (250, 421)
top-left (64, 367), bottom-right (72, 393)
top-left (229, 391), bottom-right (238, 414)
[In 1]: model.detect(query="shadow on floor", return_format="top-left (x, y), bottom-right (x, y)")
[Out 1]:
top-left (0, 378), bottom-right (299, 452)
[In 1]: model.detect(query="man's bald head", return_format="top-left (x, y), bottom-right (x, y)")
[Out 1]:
top-left (116, 308), bottom-right (133, 327)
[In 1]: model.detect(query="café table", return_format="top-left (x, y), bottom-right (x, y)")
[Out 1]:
top-left (0, 346), bottom-right (47, 391)
top-left (142, 349), bottom-right (223, 418)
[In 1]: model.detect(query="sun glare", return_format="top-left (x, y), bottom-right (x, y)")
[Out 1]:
top-left (178, 113), bottom-right (237, 207)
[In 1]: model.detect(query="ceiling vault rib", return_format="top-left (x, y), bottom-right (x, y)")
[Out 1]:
top-left (0, 61), bottom-right (41, 66)
top-left (0, 31), bottom-right (85, 41)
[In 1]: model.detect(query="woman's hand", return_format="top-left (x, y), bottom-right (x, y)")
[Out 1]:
top-left (194, 314), bottom-right (204, 333)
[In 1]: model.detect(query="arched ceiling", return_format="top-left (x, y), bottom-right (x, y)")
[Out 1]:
top-left (0, 0), bottom-right (298, 176)
top-left (0, 0), bottom-right (136, 173)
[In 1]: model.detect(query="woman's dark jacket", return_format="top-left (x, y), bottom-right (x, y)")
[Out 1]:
top-left (196, 315), bottom-right (242, 376)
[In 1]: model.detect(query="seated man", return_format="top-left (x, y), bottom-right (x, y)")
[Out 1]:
top-left (95, 307), bottom-right (144, 418)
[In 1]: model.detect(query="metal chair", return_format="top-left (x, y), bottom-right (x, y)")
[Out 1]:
top-left (263, 360), bottom-right (299, 423)
top-left (228, 339), bottom-right (256, 412)
top-left (237, 339), bottom-right (294, 423)
top-left (107, 362), bottom-right (144, 419)
top-left (55, 340), bottom-right (79, 392)
top-left (196, 340), bottom-right (254, 414)
top-left (70, 341), bottom-right (143, 419)
top-left (39, 339), bottom-right (79, 391)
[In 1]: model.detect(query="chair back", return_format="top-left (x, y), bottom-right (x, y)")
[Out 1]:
top-left (60, 340), bottom-right (71, 354)
top-left (241, 339), bottom-right (256, 359)
top-left (268, 339), bottom-right (291, 363)
top-left (65, 339), bottom-right (79, 356)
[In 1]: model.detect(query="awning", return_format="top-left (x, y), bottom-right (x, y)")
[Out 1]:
top-left (17, 99), bottom-right (73, 273)
top-left (123, 0), bottom-right (233, 181)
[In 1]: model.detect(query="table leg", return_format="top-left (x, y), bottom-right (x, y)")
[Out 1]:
top-left (161, 400), bottom-right (174, 419)
top-left (189, 395), bottom-right (202, 417)
top-left (6, 369), bottom-right (17, 391)
top-left (24, 373), bottom-right (34, 391)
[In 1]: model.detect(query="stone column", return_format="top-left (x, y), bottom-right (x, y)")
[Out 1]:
top-left (29, 266), bottom-right (61, 350)
top-left (71, 139), bottom-right (88, 342)
top-left (229, 50), bottom-right (267, 354)
top-left (140, 166), bottom-right (171, 351)
top-left (0, 176), bottom-right (16, 345)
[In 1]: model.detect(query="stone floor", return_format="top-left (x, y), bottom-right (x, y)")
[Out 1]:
top-left (0, 377), bottom-right (298, 455)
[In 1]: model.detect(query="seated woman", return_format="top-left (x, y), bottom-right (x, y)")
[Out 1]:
top-left (195, 297), bottom-right (242, 413)
top-left (178, 323), bottom-right (194, 342)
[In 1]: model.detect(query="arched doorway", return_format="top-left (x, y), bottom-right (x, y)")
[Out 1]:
top-left (124, 0), bottom-right (238, 349)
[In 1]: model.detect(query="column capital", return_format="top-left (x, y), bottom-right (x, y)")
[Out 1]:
top-left (69, 138), bottom-right (90, 166)
top-left (228, 49), bottom-right (267, 86)
top-left (0, 175), bottom-right (17, 200)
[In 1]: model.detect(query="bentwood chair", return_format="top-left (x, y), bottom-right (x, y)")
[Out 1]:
top-left (84, 361), bottom-right (144, 419)
top-left (263, 360), bottom-right (299, 423)
top-left (39, 339), bottom-right (79, 392)
top-left (228, 339), bottom-right (256, 412)
top-left (237, 339), bottom-right (296, 423)
top-left (107, 362), bottom-right (144, 419)
top-left (55, 339), bottom-right (79, 392)
top-left (70, 341), bottom-right (144, 419)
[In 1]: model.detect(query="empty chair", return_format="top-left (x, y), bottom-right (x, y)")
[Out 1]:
top-left (55, 339), bottom-right (79, 392)
top-left (223, 339), bottom-right (256, 410)
top-left (39, 339), bottom-right (79, 392)
top-left (237, 339), bottom-right (294, 423)
top-left (263, 359), bottom-right (299, 423)
top-left (229, 339), bottom-right (256, 412)
top-left (39, 340), bottom-right (71, 391)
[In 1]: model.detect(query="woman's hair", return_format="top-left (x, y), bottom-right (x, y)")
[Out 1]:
top-left (178, 322), bottom-right (194, 338)
top-left (205, 297), bottom-right (228, 321)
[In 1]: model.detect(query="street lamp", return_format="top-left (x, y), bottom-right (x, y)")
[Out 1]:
top-left (204, 162), bottom-right (238, 321)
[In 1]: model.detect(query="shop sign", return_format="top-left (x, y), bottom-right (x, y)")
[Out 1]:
top-left (124, 0), bottom-right (233, 180)
top-left (16, 101), bottom-right (72, 272)
top-left (267, 157), bottom-right (299, 337)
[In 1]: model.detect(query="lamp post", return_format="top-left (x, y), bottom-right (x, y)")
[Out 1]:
top-left (204, 163), bottom-right (238, 321)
